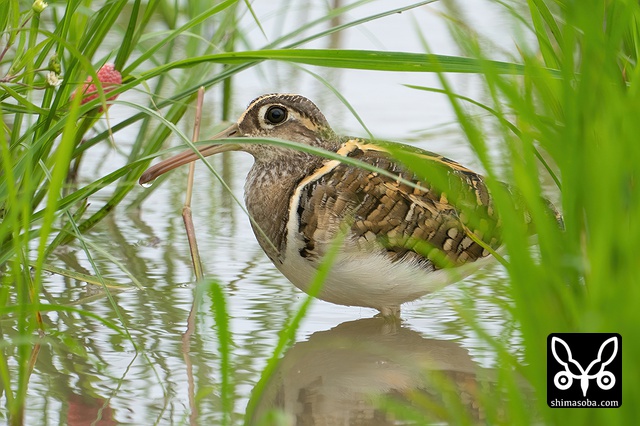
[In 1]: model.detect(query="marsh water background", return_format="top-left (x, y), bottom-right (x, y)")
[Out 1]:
top-left (23, 1), bottom-right (534, 424)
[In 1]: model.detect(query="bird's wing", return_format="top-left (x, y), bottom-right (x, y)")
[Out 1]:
top-left (294, 139), bottom-right (502, 269)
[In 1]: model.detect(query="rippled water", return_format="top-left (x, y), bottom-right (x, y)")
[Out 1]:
top-left (22, 1), bottom-right (532, 424)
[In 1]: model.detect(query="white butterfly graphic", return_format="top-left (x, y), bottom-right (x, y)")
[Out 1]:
top-left (551, 336), bottom-right (618, 397)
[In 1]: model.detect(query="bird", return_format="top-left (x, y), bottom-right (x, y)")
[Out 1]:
top-left (139, 93), bottom-right (558, 317)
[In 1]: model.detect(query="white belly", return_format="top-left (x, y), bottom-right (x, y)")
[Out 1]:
top-left (275, 230), bottom-right (492, 312)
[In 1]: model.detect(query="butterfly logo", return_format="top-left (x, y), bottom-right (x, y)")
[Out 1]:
top-left (551, 336), bottom-right (618, 397)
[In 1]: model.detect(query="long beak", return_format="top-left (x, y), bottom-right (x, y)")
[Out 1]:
top-left (139, 123), bottom-right (242, 185)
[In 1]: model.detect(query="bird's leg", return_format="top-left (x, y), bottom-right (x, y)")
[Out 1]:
top-left (378, 305), bottom-right (401, 319)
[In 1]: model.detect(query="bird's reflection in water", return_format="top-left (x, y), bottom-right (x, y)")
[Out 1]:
top-left (248, 317), bottom-right (507, 425)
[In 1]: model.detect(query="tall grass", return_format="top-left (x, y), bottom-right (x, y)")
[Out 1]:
top-left (437, 1), bottom-right (639, 424)
top-left (1, 0), bottom-right (639, 424)
top-left (393, 0), bottom-right (640, 424)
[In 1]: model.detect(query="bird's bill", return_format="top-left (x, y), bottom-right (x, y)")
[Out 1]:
top-left (138, 123), bottom-right (241, 185)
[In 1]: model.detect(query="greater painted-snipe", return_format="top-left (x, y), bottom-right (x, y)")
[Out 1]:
top-left (140, 93), bottom-right (557, 317)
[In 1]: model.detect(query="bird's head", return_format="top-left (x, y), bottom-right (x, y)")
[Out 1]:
top-left (139, 93), bottom-right (339, 185)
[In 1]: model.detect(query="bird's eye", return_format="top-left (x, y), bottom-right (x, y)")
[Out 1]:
top-left (265, 106), bottom-right (287, 124)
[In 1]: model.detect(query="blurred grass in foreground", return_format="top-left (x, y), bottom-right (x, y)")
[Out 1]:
top-left (394, 0), bottom-right (640, 424)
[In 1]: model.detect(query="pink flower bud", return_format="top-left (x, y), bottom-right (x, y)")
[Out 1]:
top-left (73, 63), bottom-right (122, 111)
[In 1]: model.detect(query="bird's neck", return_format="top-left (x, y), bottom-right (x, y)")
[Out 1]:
top-left (244, 152), bottom-right (325, 263)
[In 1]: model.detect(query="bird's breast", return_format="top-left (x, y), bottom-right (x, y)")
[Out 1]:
top-left (243, 155), bottom-right (325, 263)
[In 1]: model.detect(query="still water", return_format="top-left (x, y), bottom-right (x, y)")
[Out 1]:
top-left (25, 1), bottom-right (528, 424)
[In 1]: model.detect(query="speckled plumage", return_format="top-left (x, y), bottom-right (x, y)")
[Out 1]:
top-left (140, 93), bottom-right (557, 316)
